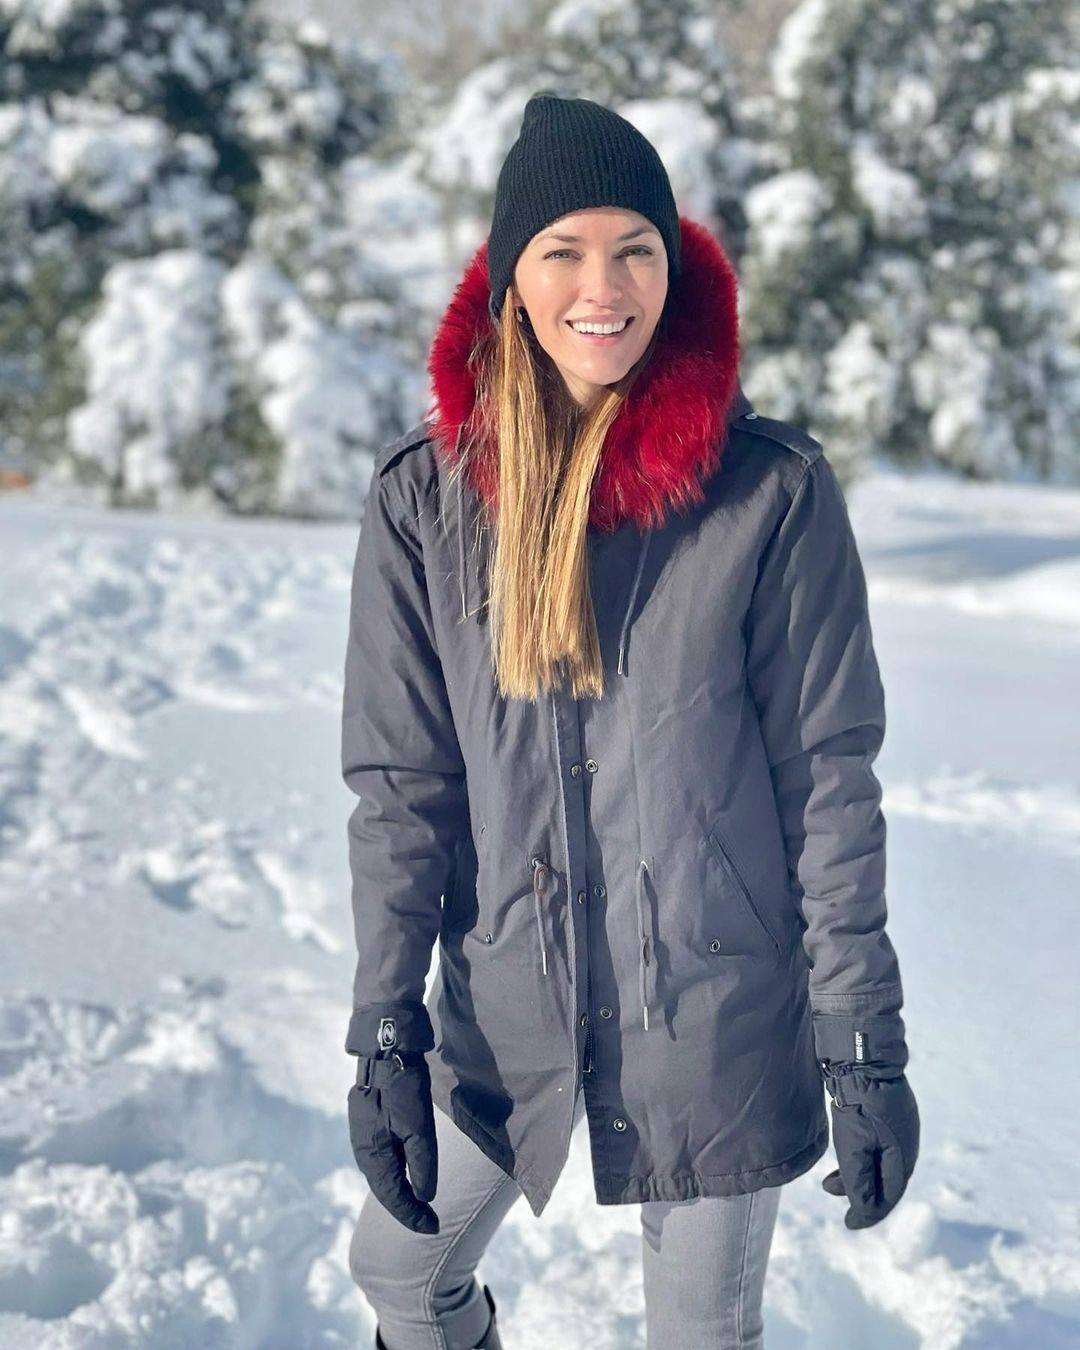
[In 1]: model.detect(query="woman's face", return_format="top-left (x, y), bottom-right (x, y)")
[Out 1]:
top-left (511, 206), bottom-right (669, 408)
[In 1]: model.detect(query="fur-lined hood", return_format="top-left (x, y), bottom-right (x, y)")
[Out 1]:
top-left (424, 215), bottom-right (749, 535)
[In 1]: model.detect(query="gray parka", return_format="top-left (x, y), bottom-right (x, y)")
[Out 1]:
top-left (342, 219), bottom-right (909, 1218)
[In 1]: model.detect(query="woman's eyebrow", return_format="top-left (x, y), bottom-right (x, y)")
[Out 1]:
top-left (537, 227), bottom-right (659, 243)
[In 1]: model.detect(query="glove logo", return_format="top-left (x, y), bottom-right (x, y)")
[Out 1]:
top-left (854, 1029), bottom-right (866, 1062)
top-left (378, 1017), bottom-right (397, 1051)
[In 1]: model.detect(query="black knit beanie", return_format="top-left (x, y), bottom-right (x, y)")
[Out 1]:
top-left (486, 93), bottom-right (681, 322)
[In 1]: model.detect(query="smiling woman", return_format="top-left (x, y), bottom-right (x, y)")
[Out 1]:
top-left (345, 90), bottom-right (919, 1350)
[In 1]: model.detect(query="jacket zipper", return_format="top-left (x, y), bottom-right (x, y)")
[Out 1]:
top-left (583, 964), bottom-right (595, 1074)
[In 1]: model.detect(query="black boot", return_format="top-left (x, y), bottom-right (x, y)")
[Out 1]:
top-left (374, 1282), bottom-right (502, 1350)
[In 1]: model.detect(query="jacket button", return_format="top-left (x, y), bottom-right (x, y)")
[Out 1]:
top-left (577, 890), bottom-right (586, 904)
top-left (709, 938), bottom-right (722, 952)
top-left (593, 884), bottom-right (606, 898)
top-left (744, 411), bottom-right (759, 420)
top-left (585, 759), bottom-right (598, 773)
top-left (600, 1006), bottom-right (613, 1018)
top-left (613, 1117), bottom-right (627, 1132)
top-left (485, 933), bottom-right (494, 944)
top-left (570, 763), bottom-right (582, 778)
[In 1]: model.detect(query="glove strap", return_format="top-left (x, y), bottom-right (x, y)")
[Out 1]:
top-left (355, 1050), bottom-right (427, 1092)
top-left (823, 1067), bottom-right (856, 1108)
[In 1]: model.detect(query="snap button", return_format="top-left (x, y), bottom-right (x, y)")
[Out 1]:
top-left (579, 1013), bottom-right (588, 1027)
top-left (570, 763), bottom-right (582, 778)
top-left (485, 933), bottom-right (494, 944)
top-left (585, 759), bottom-right (598, 773)
top-left (613, 1117), bottom-right (627, 1132)
top-left (593, 884), bottom-right (606, 898)
top-left (709, 938), bottom-right (722, 952)
top-left (744, 411), bottom-right (759, 419)
top-left (600, 1006), bottom-right (613, 1019)
top-left (577, 890), bottom-right (586, 904)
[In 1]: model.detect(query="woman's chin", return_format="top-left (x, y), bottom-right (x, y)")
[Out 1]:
top-left (568, 358), bottom-right (635, 389)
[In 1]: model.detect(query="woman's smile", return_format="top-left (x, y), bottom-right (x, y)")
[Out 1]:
top-left (565, 316), bottom-right (636, 345)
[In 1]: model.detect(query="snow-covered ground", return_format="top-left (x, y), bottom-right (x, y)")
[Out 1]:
top-left (1, 458), bottom-right (1078, 1349)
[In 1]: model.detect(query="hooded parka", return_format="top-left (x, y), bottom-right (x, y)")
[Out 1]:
top-left (342, 217), bottom-right (908, 1218)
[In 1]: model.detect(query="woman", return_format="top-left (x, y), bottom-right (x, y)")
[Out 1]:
top-left (342, 95), bottom-right (920, 1350)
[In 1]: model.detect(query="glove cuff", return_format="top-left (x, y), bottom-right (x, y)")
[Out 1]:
top-left (812, 1011), bottom-right (908, 1072)
top-left (345, 1001), bottom-right (435, 1057)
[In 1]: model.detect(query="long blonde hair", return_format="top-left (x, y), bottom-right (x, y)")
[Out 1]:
top-left (445, 287), bottom-right (662, 704)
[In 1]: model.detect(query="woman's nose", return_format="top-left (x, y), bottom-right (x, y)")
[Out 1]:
top-left (578, 257), bottom-right (624, 306)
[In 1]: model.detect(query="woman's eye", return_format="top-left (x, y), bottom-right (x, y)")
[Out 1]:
top-left (543, 247), bottom-right (654, 260)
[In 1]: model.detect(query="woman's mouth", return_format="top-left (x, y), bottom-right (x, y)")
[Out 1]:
top-left (565, 316), bottom-right (635, 345)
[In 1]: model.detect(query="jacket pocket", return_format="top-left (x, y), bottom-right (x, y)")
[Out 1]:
top-left (704, 825), bottom-right (782, 960)
top-left (443, 821), bottom-right (484, 939)
top-left (461, 818), bottom-right (491, 943)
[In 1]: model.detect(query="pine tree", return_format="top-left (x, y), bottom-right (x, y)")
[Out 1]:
top-left (740, 0), bottom-right (1080, 481)
top-left (0, 0), bottom-right (428, 515)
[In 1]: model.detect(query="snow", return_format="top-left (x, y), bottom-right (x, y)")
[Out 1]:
top-left (45, 106), bottom-right (167, 216)
top-left (230, 32), bottom-right (345, 148)
top-left (618, 97), bottom-right (721, 222)
top-left (850, 133), bottom-right (927, 239)
top-left (824, 320), bottom-right (902, 442)
top-left (744, 170), bottom-right (834, 267)
top-left (413, 57), bottom-right (525, 196)
top-left (1, 459), bottom-right (1078, 1346)
top-left (50, 246), bottom-right (426, 519)
top-left (66, 250), bottom-right (230, 504)
top-left (769, 0), bottom-right (830, 104)
top-left (910, 324), bottom-right (1020, 477)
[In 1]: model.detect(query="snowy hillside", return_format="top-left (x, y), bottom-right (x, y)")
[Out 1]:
top-left (1, 459), bottom-right (1078, 1349)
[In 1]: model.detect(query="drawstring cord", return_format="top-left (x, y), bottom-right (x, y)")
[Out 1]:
top-left (532, 856), bottom-right (551, 976)
top-left (635, 857), bottom-right (652, 1030)
top-left (529, 854), bottom-right (654, 1024)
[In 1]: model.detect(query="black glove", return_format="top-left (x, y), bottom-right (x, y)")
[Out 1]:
top-left (345, 1001), bottom-right (440, 1234)
top-left (813, 1011), bottom-right (920, 1230)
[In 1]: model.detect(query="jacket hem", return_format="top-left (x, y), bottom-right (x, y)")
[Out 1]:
top-left (429, 1081), bottom-right (554, 1216)
top-left (591, 1120), bottom-right (831, 1206)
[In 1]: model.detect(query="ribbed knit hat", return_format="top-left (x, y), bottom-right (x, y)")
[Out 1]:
top-left (486, 93), bottom-right (681, 322)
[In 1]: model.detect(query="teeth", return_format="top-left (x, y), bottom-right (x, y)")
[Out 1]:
top-left (570, 319), bottom-right (628, 335)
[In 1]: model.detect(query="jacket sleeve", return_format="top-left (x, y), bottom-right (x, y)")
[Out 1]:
top-left (341, 463), bottom-right (469, 1058)
top-left (744, 453), bottom-right (907, 1064)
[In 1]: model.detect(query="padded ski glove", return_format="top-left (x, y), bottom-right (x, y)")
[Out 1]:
top-left (345, 1002), bottom-right (440, 1234)
top-left (813, 1011), bottom-right (920, 1230)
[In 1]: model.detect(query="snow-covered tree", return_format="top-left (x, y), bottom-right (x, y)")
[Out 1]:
top-left (0, 0), bottom-right (433, 516)
top-left (740, 0), bottom-right (1080, 481)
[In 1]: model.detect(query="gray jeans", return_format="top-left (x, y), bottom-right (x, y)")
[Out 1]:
top-left (350, 1083), bottom-right (783, 1350)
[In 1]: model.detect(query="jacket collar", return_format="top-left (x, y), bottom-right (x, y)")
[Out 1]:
top-left (426, 215), bottom-right (746, 535)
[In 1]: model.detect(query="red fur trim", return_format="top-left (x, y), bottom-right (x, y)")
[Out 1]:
top-left (425, 216), bottom-right (741, 532)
